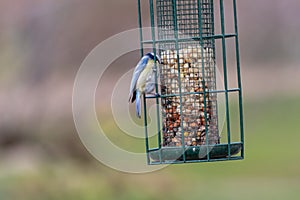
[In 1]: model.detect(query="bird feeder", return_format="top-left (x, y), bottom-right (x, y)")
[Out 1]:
top-left (137, 0), bottom-right (244, 164)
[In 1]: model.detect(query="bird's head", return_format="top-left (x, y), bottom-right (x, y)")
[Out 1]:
top-left (146, 52), bottom-right (161, 64)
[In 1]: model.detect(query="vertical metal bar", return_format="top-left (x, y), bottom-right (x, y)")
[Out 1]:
top-left (143, 95), bottom-right (151, 164)
top-left (220, 0), bottom-right (231, 158)
top-left (138, 0), bottom-right (150, 164)
top-left (210, 0), bottom-right (215, 50)
top-left (197, 0), bottom-right (210, 161)
top-left (149, 0), bottom-right (162, 163)
top-left (149, 0), bottom-right (156, 61)
top-left (210, 0), bottom-right (220, 145)
top-left (138, 0), bottom-right (144, 56)
top-left (233, 0), bottom-right (244, 158)
top-left (172, 0), bottom-right (186, 162)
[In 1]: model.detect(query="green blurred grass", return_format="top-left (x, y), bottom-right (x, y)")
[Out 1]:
top-left (1, 96), bottom-right (300, 200)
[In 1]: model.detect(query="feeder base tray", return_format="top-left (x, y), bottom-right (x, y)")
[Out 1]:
top-left (149, 143), bottom-right (242, 163)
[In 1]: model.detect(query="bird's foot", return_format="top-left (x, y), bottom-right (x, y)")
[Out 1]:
top-left (145, 93), bottom-right (161, 98)
top-left (154, 93), bottom-right (160, 97)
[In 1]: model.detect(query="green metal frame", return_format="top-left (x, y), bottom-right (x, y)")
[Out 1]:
top-left (137, 0), bottom-right (244, 165)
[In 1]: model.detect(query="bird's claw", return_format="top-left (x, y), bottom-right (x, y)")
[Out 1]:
top-left (145, 93), bottom-right (161, 98)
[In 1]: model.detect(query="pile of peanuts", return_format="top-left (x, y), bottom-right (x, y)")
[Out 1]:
top-left (160, 45), bottom-right (219, 147)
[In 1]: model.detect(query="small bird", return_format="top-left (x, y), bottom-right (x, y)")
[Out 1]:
top-left (129, 52), bottom-right (161, 118)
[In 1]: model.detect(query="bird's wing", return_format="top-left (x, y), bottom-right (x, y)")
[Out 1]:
top-left (129, 56), bottom-right (149, 102)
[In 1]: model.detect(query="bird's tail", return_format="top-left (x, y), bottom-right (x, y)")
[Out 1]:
top-left (136, 90), bottom-right (141, 118)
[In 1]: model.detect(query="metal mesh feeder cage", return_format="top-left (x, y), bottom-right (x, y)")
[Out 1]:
top-left (137, 0), bottom-right (244, 164)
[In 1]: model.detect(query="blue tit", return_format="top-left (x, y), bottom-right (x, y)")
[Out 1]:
top-left (129, 52), bottom-right (161, 118)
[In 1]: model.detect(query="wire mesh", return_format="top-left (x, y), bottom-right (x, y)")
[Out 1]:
top-left (156, 0), bottom-right (219, 148)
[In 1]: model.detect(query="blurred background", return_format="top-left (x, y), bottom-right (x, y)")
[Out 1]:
top-left (1, 0), bottom-right (300, 199)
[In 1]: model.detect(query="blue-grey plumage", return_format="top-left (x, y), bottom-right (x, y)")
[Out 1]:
top-left (129, 52), bottom-right (161, 118)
